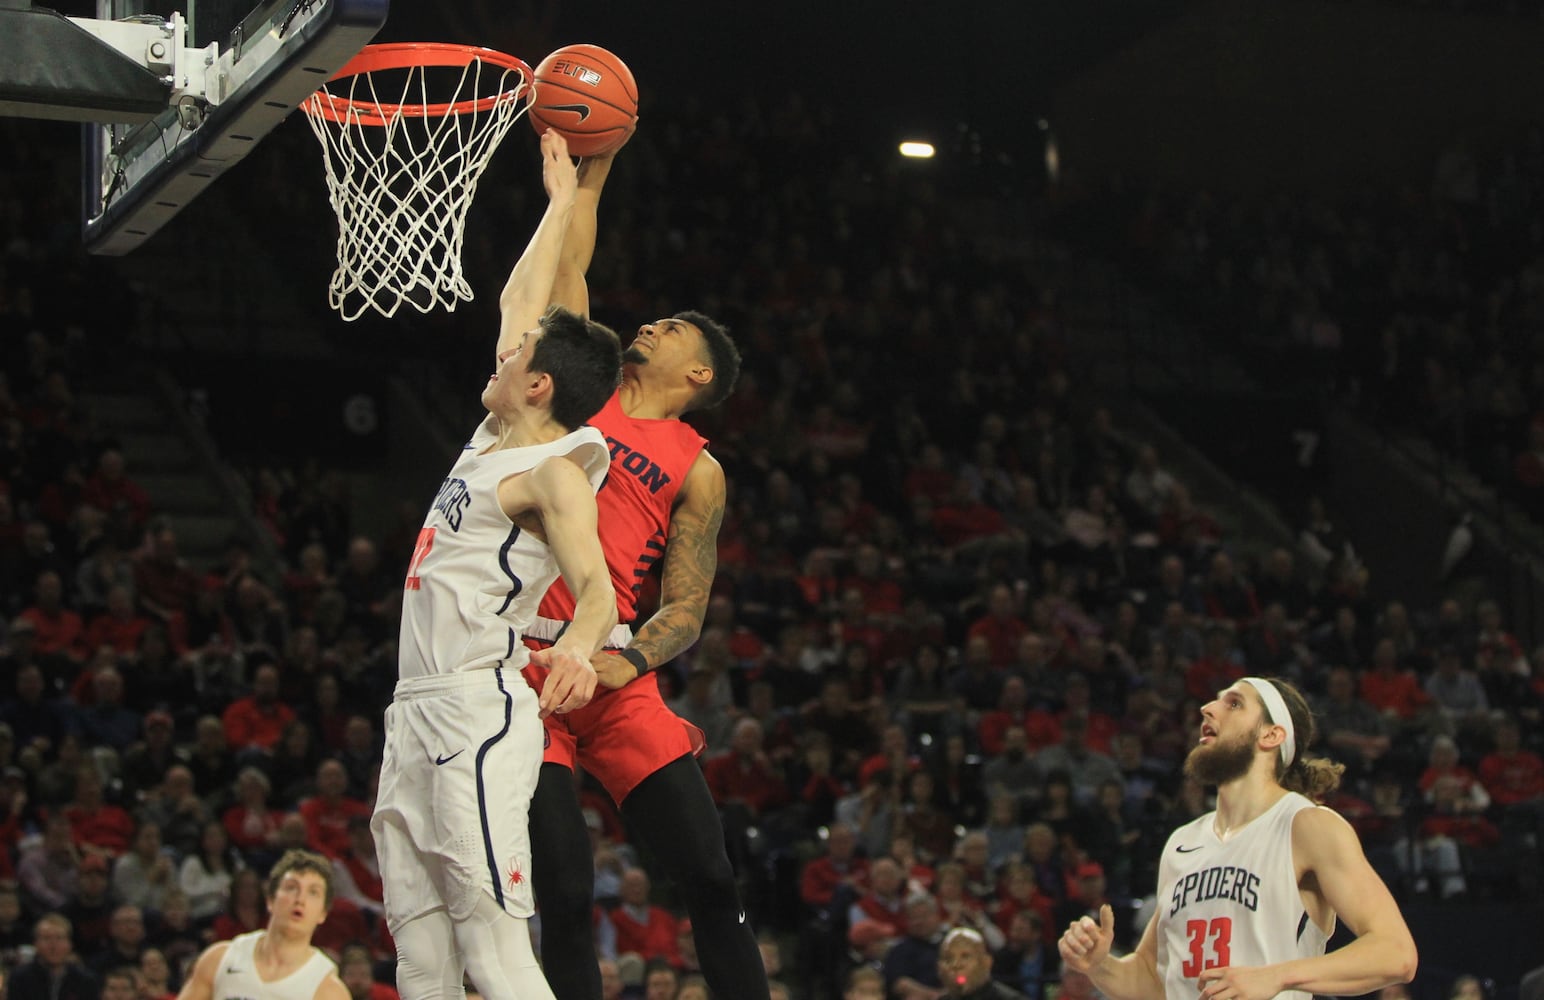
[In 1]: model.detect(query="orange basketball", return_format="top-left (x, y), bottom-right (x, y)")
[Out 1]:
top-left (528, 44), bottom-right (638, 157)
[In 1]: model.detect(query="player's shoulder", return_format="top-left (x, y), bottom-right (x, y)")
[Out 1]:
top-left (1290, 799), bottom-right (1353, 836)
top-left (528, 448), bottom-right (597, 489)
top-left (683, 447), bottom-right (725, 491)
top-left (190, 938), bottom-right (234, 977)
top-left (204, 938), bottom-right (237, 960)
top-left (313, 970), bottom-right (350, 1000)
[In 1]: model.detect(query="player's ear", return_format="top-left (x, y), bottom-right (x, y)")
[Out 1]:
top-left (686, 364), bottom-right (713, 388)
top-left (1259, 723), bottom-right (1286, 754)
top-left (527, 371), bottom-right (554, 402)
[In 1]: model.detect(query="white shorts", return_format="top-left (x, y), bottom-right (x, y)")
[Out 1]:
top-left (372, 667), bottom-right (540, 932)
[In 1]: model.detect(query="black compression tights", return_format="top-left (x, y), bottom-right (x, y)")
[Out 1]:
top-left (530, 757), bottom-right (769, 1000)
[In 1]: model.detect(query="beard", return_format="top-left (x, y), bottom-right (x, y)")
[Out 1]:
top-left (1183, 730), bottom-right (1257, 786)
top-left (622, 346), bottom-right (648, 365)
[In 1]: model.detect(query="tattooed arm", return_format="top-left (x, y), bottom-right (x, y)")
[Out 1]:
top-left (595, 451), bottom-right (726, 688)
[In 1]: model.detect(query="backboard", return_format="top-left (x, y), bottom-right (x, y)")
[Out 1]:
top-left (73, 0), bottom-right (388, 254)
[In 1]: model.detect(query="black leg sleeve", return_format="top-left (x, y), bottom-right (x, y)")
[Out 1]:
top-left (530, 762), bottom-right (602, 1000)
top-left (621, 755), bottom-right (770, 1000)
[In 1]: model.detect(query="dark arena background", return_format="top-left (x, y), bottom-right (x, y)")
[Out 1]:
top-left (1, 1), bottom-right (1543, 998)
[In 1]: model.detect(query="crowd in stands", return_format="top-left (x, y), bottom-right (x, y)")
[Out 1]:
top-left (1076, 125), bottom-right (1544, 528)
top-left (3, 89), bottom-right (1544, 1000)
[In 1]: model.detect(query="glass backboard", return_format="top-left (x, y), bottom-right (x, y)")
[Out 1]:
top-left (79, 0), bottom-right (387, 254)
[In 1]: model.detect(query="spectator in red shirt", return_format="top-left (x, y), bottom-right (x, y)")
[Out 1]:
top-left (19, 570), bottom-right (86, 665)
top-left (222, 767), bottom-right (284, 865)
top-left (1184, 623), bottom-right (1245, 704)
top-left (60, 765), bottom-right (134, 857)
top-left (1417, 736), bottom-right (1490, 813)
top-left (840, 544), bottom-right (905, 622)
top-left (704, 719), bottom-right (790, 821)
top-left (298, 758), bottom-right (369, 859)
top-left (966, 584), bottom-right (1029, 669)
top-left (847, 856), bottom-right (907, 933)
top-left (1420, 775), bottom-right (1500, 853)
top-left (799, 821), bottom-right (869, 917)
top-left (1201, 551), bottom-right (1261, 626)
top-left (1474, 599), bottom-right (1528, 676)
top-left (1479, 716), bottom-right (1544, 807)
top-left (221, 663), bottom-right (296, 755)
top-left (133, 521), bottom-right (200, 624)
top-left (993, 862), bottom-right (1056, 948)
top-left (208, 868), bottom-right (267, 942)
top-left (340, 944), bottom-right (399, 1000)
top-left (1055, 675), bottom-right (1119, 756)
top-left (84, 585), bottom-right (150, 656)
top-left (610, 867), bottom-right (681, 966)
top-left (332, 817), bottom-right (384, 921)
top-left (1359, 638), bottom-right (1433, 723)
top-left (82, 449), bottom-right (152, 537)
top-left (978, 676), bottom-right (1060, 757)
top-left (932, 477), bottom-right (1008, 550)
top-left (904, 444), bottom-right (956, 506)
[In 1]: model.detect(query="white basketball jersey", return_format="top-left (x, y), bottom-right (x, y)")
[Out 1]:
top-left (211, 931), bottom-right (335, 1000)
top-left (1156, 792), bottom-right (1331, 1000)
top-left (397, 417), bottom-right (609, 679)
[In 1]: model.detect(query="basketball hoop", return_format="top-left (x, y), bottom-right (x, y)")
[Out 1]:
top-left (303, 43), bottom-right (535, 321)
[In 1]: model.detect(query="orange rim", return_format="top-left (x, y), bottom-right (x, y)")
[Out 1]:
top-left (305, 42), bottom-right (534, 124)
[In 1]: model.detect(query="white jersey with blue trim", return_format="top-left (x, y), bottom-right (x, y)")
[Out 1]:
top-left (397, 416), bottom-right (609, 679)
top-left (1156, 791), bottom-right (1331, 1000)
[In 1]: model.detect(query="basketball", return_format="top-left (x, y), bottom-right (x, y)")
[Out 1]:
top-left (528, 44), bottom-right (638, 157)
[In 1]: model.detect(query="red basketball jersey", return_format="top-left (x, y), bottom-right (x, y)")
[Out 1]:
top-left (538, 390), bottom-right (707, 622)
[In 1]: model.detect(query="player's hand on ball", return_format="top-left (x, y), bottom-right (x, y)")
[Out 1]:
top-left (538, 129), bottom-right (579, 204)
top-left (1057, 903), bottom-right (1115, 974)
top-left (530, 646), bottom-right (597, 718)
top-left (593, 650), bottom-right (637, 690)
top-left (1198, 965), bottom-right (1281, 1000)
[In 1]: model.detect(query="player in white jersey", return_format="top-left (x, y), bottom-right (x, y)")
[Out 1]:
top-left (370, 129), bottom-right (624, 1000)
top-left (177, 850), bottom-right (347, 1000)
top-left (1059, 676), bottom-right (1417, 1000)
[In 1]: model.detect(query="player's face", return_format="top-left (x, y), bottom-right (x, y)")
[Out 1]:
top-left (268, 870), bottom-right (329, 935)
top-left (938, 937), bottom-right (992, 994)
top-left (626, 317), bottom-right (707, 378)
top-left (483, 327), bottom-right (545, 411)
top-left (1185, 685), bottom-right (1265, 786)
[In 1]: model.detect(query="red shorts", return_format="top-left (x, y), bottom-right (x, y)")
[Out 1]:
top-left (521, 647), bottom-right (704, 803)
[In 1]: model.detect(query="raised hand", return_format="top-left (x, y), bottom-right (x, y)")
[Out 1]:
top-left (539, 129), bottom-right (579, 206)
top-left (1057, 903), bottom-right (1115, 975)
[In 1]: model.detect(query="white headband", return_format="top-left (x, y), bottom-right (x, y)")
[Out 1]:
top-left (1241, 677), bottom-right (1296, 767)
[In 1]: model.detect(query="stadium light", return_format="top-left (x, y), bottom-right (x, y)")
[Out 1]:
top-left (898, 141), bottom-right (935, 159)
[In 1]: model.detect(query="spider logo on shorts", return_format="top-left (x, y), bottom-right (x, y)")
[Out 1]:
top-left (507, 858), bottom-right (524, 891)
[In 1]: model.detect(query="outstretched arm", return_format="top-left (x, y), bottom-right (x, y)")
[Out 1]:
top-left (497, 130), bottom-right (579, 359)
top-left (596, 451), bottom-right (724, 687)
top-left (549, 146), bottom-right (625, 319)
top-left (1198, 807), bottom-right (1417, 1000)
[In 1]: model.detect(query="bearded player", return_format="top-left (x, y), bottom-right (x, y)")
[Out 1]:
top-left (1059, 677), bottom-right (1417, 1000)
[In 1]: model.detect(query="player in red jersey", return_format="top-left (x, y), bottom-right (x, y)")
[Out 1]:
top-left (516, 137), bottom-right (763, 1000)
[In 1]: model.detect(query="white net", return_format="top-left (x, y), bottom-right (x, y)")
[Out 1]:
top-left (304, 52), bottom-right (532, 321)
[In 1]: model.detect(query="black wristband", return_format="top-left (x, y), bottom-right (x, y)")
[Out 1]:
top-left (619, 648), bottom-right (649, 677)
